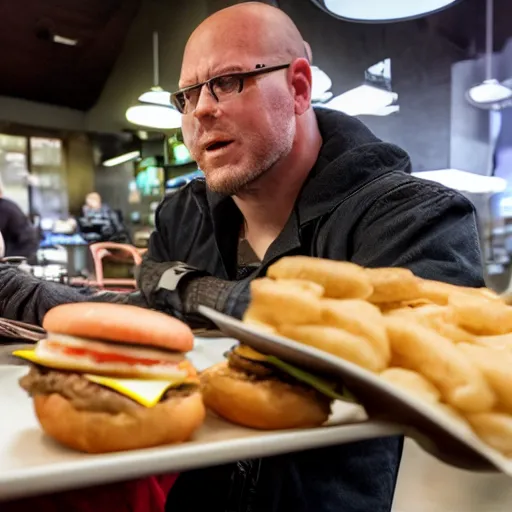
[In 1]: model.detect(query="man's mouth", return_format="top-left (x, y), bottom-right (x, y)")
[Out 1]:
top-left (205, 140), bottom-right (233, 152)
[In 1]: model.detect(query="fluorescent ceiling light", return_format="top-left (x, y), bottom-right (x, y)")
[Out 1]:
top-left (412, 169), bottom-right (507, 194)
top-left (126, 104), bottom-right (182, 130)
top-left (324, 84), bottom-right (398, 116)
top-left (103, 151), bottom-right (141, 168)
top-left (53, 34), bottom-right (78, 46)
top-left (138, 86), bottom-right (171, 106)
top-left (312, 0), bottom-right (458, 22)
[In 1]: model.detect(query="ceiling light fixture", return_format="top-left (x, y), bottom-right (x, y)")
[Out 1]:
top-left (310, 0), bottom-right (459, 23)
top-left (125, 32), bottom-right (182, 129)
top-left (102, 151), bottom-right (141, 168)
top-left (466, 0), bottom-right (512, 110)
top-left (311, 66), bottom-right (333, 103)
top-left (53, 34), bottom-right (79, 46)
top-left (324, 59), bottom-right (399, 117)
top-left (325, 84), bottom-right (398, 116)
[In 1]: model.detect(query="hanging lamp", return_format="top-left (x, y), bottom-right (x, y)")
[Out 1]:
top-left (126, 32), bottom-right (182, 129)
top-left (310, 0), bottom-right (459, 23)
top-left (466, 0), bottom-right (512, 109)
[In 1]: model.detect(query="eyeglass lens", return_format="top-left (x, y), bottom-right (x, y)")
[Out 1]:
top-left (174, 75), bottom-right (243, 114)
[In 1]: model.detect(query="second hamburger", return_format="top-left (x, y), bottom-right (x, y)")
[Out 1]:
top-left (201, 344), bottom-right (353, 430)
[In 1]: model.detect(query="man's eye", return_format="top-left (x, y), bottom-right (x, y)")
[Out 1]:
top-left (213, 76), bottom-right (239, 94)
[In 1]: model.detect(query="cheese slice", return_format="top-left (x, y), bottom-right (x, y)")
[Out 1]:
top-left (234, 344), bottom-right (268, 361)
top-left (13, 349), bottom-right (189, 407)
top-left (83, 374), bottom-right (180, 408)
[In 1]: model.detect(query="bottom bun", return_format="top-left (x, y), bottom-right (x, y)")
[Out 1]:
top-left (33, 391), bottom-right (205, 454)
top-left (200, 362), bottom-right (331, 430)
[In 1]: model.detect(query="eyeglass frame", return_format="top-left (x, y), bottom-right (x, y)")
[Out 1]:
top-left (170, 63), bottom-right (291, 114)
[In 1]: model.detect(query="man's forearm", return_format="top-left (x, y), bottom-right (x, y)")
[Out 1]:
top-left (138, 257), bottom-right (251, 325)
top-left (0, 265), bottom-right (148, 326)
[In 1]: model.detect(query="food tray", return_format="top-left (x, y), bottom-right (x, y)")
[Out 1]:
top-left (199, 306), bottom-right (512, 476)
top-left (0, 338), bottom-right (399, 501)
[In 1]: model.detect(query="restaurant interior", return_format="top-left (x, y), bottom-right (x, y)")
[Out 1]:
top-left (2, 0), bottom-right (512, 510)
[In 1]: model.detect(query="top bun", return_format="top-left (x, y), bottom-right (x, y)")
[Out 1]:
top-left (43, 303), bottom-right (194, 352)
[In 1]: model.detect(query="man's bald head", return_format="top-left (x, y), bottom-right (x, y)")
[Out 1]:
top-left (182, 3), bottom-right (308, 85)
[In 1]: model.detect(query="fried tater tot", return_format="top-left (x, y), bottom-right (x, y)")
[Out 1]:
top-left (274, 279), bottom-right (325, 297)
top-left (474, 333), bottom-right (512, 352)
top-left (449, 293), bottom-right (512, 335)
top-left (385, 317), bottom-right (495, 413)
top-left (278, 324), bottom-right (385, 372)
top-left (242, 308), bottom-right (278, 334)
top-left (418, 279), bottom-right (465, 305)
top-left (267, 256), bottom-right (372, 299)
top-left (248, 278), bottom-right (323, 325)
top-left (380, 368), bottom-right (440, 404)
top-left (386, 304), bottom-right (453, 321)
top-left (385, 305), bottom-right (473, 343)
top-left (419, 279), bottom-right (500, 306)
top-left (458, 343), bottom-right (512, 413)
top-left (365, 267), bottom-right (422, 304)
top-left (321, 299), bottom-right (390, 363)
top-left (465, 412), bottom-right (512, 456)
top-left (377, 298), bottom-right (434, 313)
top-left (412, 306), bottom-right (475, 343)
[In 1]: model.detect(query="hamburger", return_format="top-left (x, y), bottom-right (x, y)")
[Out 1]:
top-left (200, 344), bottom-right (353, 430)
top-left (14, 303), bottom-right (205, 453)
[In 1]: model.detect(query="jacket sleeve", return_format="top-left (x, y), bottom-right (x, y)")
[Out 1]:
top-left (350, 180), bottom-right (485, 287)
top-left (0, 264), bottom-right (148, 326)
top-left (137, 192), bottom-right (251, 323)
top-left (138, 228), bottom-right (250, 324)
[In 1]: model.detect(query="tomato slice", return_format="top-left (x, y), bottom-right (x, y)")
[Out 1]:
top-left (47, 341), bottom-right (173, 367)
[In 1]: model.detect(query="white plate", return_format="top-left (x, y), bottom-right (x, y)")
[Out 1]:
top-left (199, 306), bottom-right (512, 476)
top-left (0, 359), bottom-right (398, 501)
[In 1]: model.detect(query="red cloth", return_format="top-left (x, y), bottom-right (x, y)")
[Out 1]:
top-left (1, 474), bottom-right (178, 512)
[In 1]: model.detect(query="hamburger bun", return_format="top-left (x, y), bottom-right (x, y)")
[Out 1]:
top-left (33, 390), bottom-right (205, 453)
top-left (200, 362), bottom-right (331, 430)
top-left (43, 303), bottom-right (193, 352)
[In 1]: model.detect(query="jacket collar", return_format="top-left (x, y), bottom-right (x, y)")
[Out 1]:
top-left (206, 108), bottom-right (411, 272)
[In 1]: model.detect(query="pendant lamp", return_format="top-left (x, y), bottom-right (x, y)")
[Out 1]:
top-left (126, 32), bottom-right (182, 129)
top-left (466, 0), bottom-right (512, 110)
top-left (310, 0), bottom-right (459, 23)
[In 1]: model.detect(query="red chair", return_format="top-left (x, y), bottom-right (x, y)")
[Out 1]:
top-left (90, 242), bottom-right (143, 290)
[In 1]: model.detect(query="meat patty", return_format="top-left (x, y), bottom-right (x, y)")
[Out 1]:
top-left (20, 366), bottom-right (196, 414)
top-left (227, 351), bottom-right (276, 379)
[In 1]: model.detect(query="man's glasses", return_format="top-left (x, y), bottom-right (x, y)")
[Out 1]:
top-left (171, 63), bottom-right (290, 114)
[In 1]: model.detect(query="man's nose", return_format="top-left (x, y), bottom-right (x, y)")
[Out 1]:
top-left (193, 85), bottom-right (219, 119)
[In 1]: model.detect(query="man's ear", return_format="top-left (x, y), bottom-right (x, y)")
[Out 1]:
top-left (290, 58), bottom-right (312, 115)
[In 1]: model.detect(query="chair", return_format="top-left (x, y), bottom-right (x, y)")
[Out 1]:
top-left (90, 242), bottom-right (143, 290)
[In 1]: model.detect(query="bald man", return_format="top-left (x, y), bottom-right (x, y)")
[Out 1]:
top-left (0, 3), bottom-right (484, 511)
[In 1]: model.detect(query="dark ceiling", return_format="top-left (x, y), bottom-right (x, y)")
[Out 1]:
top-left (0, 0), bottom-right (141, 111)
top-left (423, 0), bottom-right (512, 54)
top-left (0, 0), bottom-right (511, 112)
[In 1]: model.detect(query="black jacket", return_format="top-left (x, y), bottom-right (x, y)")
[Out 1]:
top-left (139, 108), bottom-right (484, 512)
top-left (142, 108), bottom-right (483, 322)
top-left (0, 108), bottom-right (484, 512)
